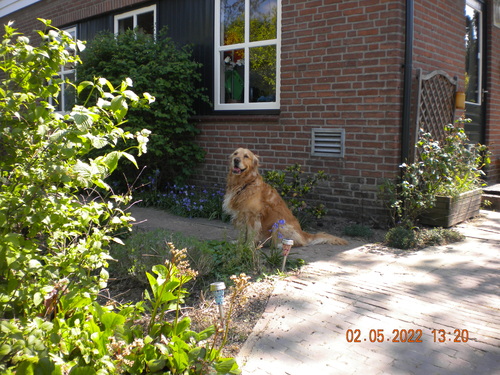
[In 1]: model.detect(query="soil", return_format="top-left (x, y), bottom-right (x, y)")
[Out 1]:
top-left (100, 273), bottom-right (275, 358)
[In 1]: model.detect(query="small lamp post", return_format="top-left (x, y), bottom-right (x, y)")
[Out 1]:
top-left (210, 282), bottom-right (226, 326)
top-left (281, 239), bottom-right (294, 272)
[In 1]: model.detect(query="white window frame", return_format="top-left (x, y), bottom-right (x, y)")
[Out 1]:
top-left (53, 26), bottom-right (77, 113)
top-left (214, 0), bottom-right (281, 111)
top-left (114, 4), bottom-right (157, 36)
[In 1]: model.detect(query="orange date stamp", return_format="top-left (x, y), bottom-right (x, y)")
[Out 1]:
top-left (345, 328), bottom-right (469, 343)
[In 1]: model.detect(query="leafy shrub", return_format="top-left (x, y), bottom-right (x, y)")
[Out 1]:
top-left (415, 227), bottom-right (464, 248)
top-left (263, 164), bottom-right (328, 226)
top-left (0, 20), bottom-right (239, 374)
top-left (77, 28), bottom-right (208, 188)
top-left (380, 121), bottom-right (490, 228)
top-left (385, 226), bottom-right (464, 250)
top-left (385, 226), bottom-right (416, 250)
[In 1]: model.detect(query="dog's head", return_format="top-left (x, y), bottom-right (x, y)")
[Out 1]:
top-left (229, 148), bottom-right (259, 175)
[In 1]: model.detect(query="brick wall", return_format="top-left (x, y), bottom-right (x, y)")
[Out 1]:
top-left (486, 0), bottom-right (500, 182)
top-left (195, 0), bottom-right (407, 224)
top-left (413, 0), bottom-right (465, 81)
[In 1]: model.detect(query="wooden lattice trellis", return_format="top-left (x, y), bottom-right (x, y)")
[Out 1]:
top-left (412, 69), bottom-right (458, 161)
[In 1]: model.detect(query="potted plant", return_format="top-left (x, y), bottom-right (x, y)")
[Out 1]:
top-left (381, 118), bottom-right (490, 228)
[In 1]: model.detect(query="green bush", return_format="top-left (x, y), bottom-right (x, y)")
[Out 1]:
top-left (415, 227), bottom-right (464, 248)
top-left (380, 121), bottom-right (490, 228)
top-left (77, 28), bottom-right (208, 188)
top-left (385, 226), bottom-right (464, 250)
top-left (263, 164), bottom-right (328, 226)
top-left (385, 226), bottom-right (416, 250)
top-left (0, 20), bottom-right (239, 374)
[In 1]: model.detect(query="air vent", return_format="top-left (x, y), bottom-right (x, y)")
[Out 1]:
top-left (311, 128), bottom-right (345, 157)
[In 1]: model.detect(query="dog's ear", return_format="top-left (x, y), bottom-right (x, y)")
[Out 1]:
top-left (253, 153), bottom-right (259, 167)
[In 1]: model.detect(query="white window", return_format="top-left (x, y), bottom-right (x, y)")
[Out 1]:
top-left (55, 26), bottom-right (77, 113)
top-left (215, 0), bottom-right (281, 110)
top-left (114, 5), bottom-right (156, 35)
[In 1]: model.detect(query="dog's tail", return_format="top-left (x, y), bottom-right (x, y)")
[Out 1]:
top-left (295, 231), bottom-right (348, 247)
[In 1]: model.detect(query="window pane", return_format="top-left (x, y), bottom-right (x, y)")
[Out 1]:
top-left (137, 11), bottom-right (155, 34)
top-left (118, 17), bottom-right (134, 34)
top-left (63, 71), bottom-right (76, 111)
top-left (56, 71), bottom-right (75, 112)
top-left (250, 0), bottom-right (277, 42)
top-left (249, 45), bottom-right (276, 102)
top-left (221, 0), bottom-right (244, 45)
top-left (221, 49), bottom-right (245, 103)
top-left (465, 5), bottom-right (480, 103)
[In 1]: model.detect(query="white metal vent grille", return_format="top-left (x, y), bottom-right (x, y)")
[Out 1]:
top-left (311, 128), bottom-right (345, 157)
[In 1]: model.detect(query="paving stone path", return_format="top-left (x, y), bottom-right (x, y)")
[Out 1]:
top-left (237, 212), bottom-right (500, 375)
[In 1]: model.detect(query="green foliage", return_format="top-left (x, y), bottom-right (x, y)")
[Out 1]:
top-left (137, 183), bottom-right (229, 221)
top-left (109, 228), bottom-right (279, 288)
top-left (0, 18), bottom-right (151, 319)
top-left (77, 28), bottom-right (208, 188)
top-left (0, 20), bottom-right (239, 374)
top-left (385, 226), bottom-right (416, 250)
top-left (380, 121), bottom-right (490, 228)
top-left (385, 226), bottom-right (464, 250)
top-left (415, 227), bottom-right (464, 247)
top-left (263, 164), bottom-right (328, 226)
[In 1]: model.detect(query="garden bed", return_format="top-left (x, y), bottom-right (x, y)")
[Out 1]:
top-left (100, 271), bottom-right (275, 358)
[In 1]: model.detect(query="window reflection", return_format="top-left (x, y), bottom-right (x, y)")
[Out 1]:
top-left (222, 0), bottom-right (244, 45)
top-left (250, 45), bottom-right (276, 102)
top-left (250, 0), bottom-right (277, 42)
top-left (465, 5), bottom-right (480, 103)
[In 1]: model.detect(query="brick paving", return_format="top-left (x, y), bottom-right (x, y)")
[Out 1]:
top-left (237, 211), bottom-right (500, 375)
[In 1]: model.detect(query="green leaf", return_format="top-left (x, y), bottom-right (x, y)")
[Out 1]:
top-left (121, 152), bottom-right (138, 168)
top-left (146, 358), bottom-right (166, 372)
top-left (100, 151), bottom-right (121, 174)
top-left (77, 81), bottom-right (94, 95)
top-left (0, 344), bottom-right (11, 357)
top-left (110, 95), bottom-right (128, 121)
top-left (174, 317), bottom-right (191, 335)
top-left (215, 358), bottom-right (240, 374)
top-left (71, 106), bottom-right (97, 130)
top-left (101, 311), bottom-right (126, 331)
top-left (98, 77), bottom-right (114, 92)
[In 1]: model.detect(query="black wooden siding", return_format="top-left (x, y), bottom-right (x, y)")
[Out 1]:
top-left (76, 0), bottom-right (215, 114)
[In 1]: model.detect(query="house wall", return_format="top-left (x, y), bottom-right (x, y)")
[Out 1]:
top-left (485, 0), bottom-right (500, 182)
top-left (2, 0), bottom-right (498, 223)
top-left (0, 0), bottom-right (152, 37)
top-left (195, 0), bottom-right (406, 223)
top-left (413, 0), bottom-right (465, 82)
top-left (412, 0), bottom-right (500, 184)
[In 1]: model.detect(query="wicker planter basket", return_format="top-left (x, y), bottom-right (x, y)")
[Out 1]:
top-left (419, 189), bottom-right (482, 228)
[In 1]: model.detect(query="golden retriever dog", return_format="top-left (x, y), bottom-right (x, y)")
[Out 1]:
top-left (223, 148), bottom-right (348, 247)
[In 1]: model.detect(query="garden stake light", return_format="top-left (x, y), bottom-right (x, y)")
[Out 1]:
top-left (210, 282), bottom-right (226, 327)
top-left (281, 239), bottom-right (294, 272)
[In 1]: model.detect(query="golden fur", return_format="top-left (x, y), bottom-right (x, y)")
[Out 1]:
top-left (223, 148), bottom-right (348, 247)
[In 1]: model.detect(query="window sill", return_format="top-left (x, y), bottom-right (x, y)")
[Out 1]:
top-left (192, 111), bottom-right (280, 123)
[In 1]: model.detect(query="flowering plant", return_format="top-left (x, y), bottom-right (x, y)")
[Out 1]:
top-left (380, 119), bottom-right (490, 228)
